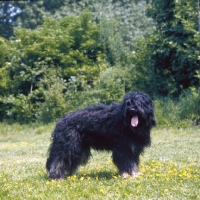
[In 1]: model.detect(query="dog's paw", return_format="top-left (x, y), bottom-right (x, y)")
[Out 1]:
top-left (131, 171), bottom-right (139, 178)
top-left (121, 172), bottom-right (129, 179)
top-left (121, 172), bottom-right (139, 179)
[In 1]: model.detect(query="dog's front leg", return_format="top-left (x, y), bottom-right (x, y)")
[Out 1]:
top-left (112, 147), bottom-right (139, 178)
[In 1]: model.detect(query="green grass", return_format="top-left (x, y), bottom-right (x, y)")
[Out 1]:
top-left (0, 123), bottom-right (199, 200)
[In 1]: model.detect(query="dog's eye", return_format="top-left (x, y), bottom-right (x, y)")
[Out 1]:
top-left (126, 100), bottom-right (131, 107)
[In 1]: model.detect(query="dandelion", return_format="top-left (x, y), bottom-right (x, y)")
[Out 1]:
top-left (2, 145), bottom-right (8, 150)
top-left (46, 181), bottom-right (50, 185)
top-left (166, 177), bottom-right (170, 181)
top-left (100, 188), bottom-right (104, 193)
top-left (21, 141), bottom-right (28, 146)
top-left (164, 189), bottom-right (169, 193)
top-left (155, 174), bottom-right (160, 177)
top-left (70, 175), bottom-right (76, 180)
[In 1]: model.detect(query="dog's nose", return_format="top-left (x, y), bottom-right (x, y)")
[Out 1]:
top-left (130, 108), bottom-right (138, 115)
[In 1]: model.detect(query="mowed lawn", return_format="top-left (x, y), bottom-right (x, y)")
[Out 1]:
top-left (0, 123), bottom-right (199, 200)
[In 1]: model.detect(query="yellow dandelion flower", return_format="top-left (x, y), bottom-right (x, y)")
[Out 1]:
top-left (46, 181), bottom-right (50, 185)
top-left (100, 188), bottom-right (104, 193)
top-left (21, 141), bottom-right (28, 146)
top-left (70, 175), bottom-right (76, 180)
top-left (155, 174), bottom-right (160, 177)
top-left (164, 189), bottom-right (169, 193)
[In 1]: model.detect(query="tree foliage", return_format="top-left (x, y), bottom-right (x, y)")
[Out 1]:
top-left (0, 0), bottom-right (199, 123)
top-left (0, 12), bottom-right (122, 123)
top-left (133, 0), bottom-right (200, 96)
top-left (8, 12), bottom-right (103, 96)
top-left (0, 1), bottom-right (45, 38)
top-left (54, 0), bottom-right (155, 50)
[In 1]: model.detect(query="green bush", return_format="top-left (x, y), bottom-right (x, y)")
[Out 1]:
top-left (178, 88), bottom-right (200, 125)
top-left (1, 94), bottom-right (36, 123)
top-left (154, 87), bottom-right (200, 128)
top-left (154, 98), bottom-right (181, 127)
top-left (36, 74), bottom-right (67, 123)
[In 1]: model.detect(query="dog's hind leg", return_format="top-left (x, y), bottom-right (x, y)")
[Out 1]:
top-left (78, 148), bottom-right (91, 166)
top-left (46, 146), bottom-right (91, 179)
top-left (66, 147), bottom-right (91, 176)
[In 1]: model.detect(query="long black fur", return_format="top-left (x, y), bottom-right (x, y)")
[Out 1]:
top-left (46, 91), bottom-right (156, 179)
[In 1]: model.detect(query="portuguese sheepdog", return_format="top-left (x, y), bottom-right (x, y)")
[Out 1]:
top-left (46, 91), bottom-right (156, 179)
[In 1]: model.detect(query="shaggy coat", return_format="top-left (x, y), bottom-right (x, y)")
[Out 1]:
top-left (46, 91), bottom-right (156, 179)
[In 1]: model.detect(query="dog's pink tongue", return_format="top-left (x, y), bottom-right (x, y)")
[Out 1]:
top-left (131, 116), bottom-right (138, 127)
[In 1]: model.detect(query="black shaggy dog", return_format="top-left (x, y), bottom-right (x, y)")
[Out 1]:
top-left (46, 91), bottom-right (156, 179)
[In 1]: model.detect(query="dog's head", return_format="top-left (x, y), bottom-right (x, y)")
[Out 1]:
top-left (123, 91), bottom-right (156, 130)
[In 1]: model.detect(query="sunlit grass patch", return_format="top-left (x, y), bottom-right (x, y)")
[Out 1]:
top-left (0, 158), bottom-right (199, 199)
top-left (0, 124), bottom-right (199, 199)
top-left (1, 141), bottom-right (36, 150)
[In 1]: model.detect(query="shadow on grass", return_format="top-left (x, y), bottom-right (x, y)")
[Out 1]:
top-left (42, 170), bottom-right (119, 181)
top-left (81, 171), bottom-right (119, 180)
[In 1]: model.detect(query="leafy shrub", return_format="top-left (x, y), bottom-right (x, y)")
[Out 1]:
top-left (1, 94), bottom-right (36, 123)
top-left (93, 66), bottom-right (126, 103)
top-left (36, 73), bottom-right (67, 123)
top-left (178, 88), bottom-right (200, 125)
top-left (154, 86), bottom-right (200, 128)
top-left (154, 98), bottom-right (181, 127)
